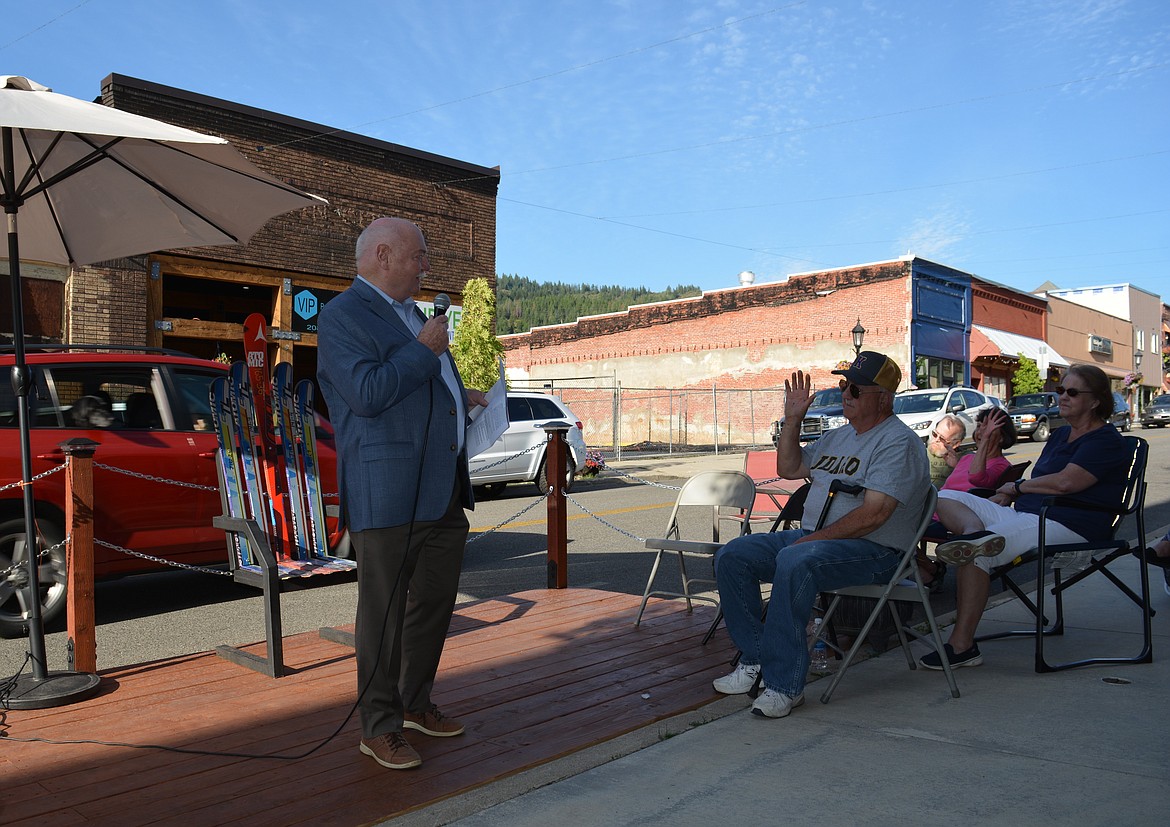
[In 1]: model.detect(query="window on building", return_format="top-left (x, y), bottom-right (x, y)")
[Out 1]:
top-left (914, 356), bottom-right (963, 389)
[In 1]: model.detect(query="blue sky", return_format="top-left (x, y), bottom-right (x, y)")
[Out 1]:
top-left (5, 0), bottom-right (1168, 298)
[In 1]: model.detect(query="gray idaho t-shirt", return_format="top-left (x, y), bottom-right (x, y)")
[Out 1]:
top-left (800, 415), bottom-right (930, 550)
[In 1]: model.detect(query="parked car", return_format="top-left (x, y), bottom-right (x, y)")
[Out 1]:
top-left (1006, 392), bottom-right (1064, 442)
top-left (893, 386), bottom-right (992, 443)
top-left (469, 392), bottom-right (588, 498)
top-left (0, 345), bottom-right (342, 636)
top-left (770, 385), bottom-right (846, 445)
top-left (1141, 393), bottom-right (1170, 429)
top-left (1110, 391), bottom-right (1132, 432)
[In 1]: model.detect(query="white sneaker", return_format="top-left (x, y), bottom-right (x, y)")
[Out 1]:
top-left (712, 663), bottom-right (760, 695)
top-left (751, 689), bottom-right (804, 719)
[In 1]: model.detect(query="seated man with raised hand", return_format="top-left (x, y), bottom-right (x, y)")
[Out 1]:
top-left (712, 351), bottom-right (930, 719)
top-left (927, 413), bottom-right (967, 488)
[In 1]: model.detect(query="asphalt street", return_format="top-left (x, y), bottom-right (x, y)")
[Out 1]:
top-left (3, 428), bottom-right (1168, 677)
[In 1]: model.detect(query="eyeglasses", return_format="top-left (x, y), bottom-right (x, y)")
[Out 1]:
top-left (1054, 386), bottom-right (1085, 398)
top-left (930, 430), bottom-right (962, 446)
top-left (839, 379), bottom-right (884, 399)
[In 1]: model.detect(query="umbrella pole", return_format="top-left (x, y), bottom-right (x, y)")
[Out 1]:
top-left (3, 131), bottom-right (100, 707)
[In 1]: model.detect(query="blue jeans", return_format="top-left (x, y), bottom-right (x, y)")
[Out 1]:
top-left (714, 529), bottom-right (902, 696)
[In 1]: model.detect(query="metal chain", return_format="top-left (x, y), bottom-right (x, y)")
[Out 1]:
top-left (94, 462), bottom-right (220, 492)
top-left (0, 535), bottom-right (69, 581)
top-left (466, 493), bottom-right (548, 544)
top-left (564, 491), bottom-right (646, 544)
top-left (590, 458), bottom-right (681, 490)
top-left (470, 441), bottom-right (544, 474)
top-left (94, 539), bottom-right (233, 576)
top-left (0, 462), bottom-right (67, 492)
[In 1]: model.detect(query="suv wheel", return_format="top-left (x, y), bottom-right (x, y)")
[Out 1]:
top-left (0, 516), bottom-right (67, 637)
top-left (1033, 420), bottom-right (1050, 442)
top-left (1121, 415), bottom-right (1131, 433)
top-left (535, 456), bottom-right (577, 496)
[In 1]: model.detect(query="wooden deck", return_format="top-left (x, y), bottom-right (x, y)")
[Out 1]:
top-left (1, 589), bottom-right (735, 826)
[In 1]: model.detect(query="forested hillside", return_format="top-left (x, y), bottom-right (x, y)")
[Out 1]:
top-left (495, 274), bottom-right (702, 335)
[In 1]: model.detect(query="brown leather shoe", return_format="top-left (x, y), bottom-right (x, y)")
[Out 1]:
top-left (403, 705), bottom-right (465, 737)
top-left (359, 732), bottom-right (422, 769)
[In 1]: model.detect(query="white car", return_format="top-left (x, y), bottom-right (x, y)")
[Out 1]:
top-left (893, 386), bottom-right (992, 444)
top-left (469, 392), bottom-right (588, 497)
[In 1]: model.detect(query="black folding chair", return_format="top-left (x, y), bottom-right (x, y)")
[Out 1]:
top-left (974, 435), bottom-right (1153, 673)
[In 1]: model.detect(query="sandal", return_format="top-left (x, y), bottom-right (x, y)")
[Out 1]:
top-left (919, 559), bottom-right (947, 593)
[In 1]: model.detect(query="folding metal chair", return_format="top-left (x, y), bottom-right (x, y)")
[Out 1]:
top-left (808, 485), bottom-right (957, 703)
top-left (635, 470), bottom-right (757, 626)
top-left (974, 435), bottom-right (1153, 673)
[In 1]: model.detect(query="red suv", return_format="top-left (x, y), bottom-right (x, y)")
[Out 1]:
top-left (0, 346), bottom-right (340, 636)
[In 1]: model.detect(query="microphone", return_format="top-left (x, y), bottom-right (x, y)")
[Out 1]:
top-left (433, 293), bottom-right (451, 316)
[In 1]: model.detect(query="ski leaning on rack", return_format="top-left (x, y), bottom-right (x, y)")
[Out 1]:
top-left (209, 375), bottom-right (253, 568)
top-left (273, 362), bottom-right (310, 561)
top-left (228, 361), bottom-right (280, 556)
top-left (295, 378), bottom-right (330, 559)
top-left (242, 313), bottom-right (290, 556)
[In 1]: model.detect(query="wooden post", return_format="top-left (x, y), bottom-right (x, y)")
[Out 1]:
top-left (61, 437), bottom-right (99, 674)
top-left (539, 422), bottom-right (569, 589)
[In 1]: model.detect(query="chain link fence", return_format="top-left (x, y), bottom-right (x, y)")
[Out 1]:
top-left (509, 379), bottom-right (785, 459)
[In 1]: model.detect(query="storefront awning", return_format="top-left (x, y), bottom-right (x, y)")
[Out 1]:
top-left (972, 325), bottom-right (1070, 368)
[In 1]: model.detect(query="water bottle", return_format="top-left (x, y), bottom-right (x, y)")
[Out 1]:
top-left (809, 618), bottom-right (832, 675)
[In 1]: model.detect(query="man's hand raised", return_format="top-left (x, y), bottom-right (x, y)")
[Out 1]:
top-left (783, 370), bottom-right (817, 422)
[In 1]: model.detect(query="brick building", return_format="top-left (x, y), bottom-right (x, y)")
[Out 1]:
top-left (4, 73), bottom-right (500, 398)
top-left (501, 257), bottom-right (1063, 448)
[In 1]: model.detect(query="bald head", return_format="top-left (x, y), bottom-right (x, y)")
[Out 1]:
top-left (354, 217), bottom-right (430, 300)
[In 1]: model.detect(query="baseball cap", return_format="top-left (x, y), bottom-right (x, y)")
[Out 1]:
top-left (831, 351), bottom-right (902, 394)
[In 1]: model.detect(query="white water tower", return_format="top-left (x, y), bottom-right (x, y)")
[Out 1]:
top-left (738, 270), bottom-right (756, 286)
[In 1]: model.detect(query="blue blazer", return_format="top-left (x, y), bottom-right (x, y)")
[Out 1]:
top-left (317, 279), bottom-right (474, 531)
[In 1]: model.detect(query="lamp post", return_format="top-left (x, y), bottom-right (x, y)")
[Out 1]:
top-left (851, 319), bottom-right (866, 358)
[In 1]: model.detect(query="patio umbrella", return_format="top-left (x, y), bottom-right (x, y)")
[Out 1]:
top-left (1, 75), bottom-right (326, 706)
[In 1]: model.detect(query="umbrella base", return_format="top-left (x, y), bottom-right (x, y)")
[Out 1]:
top-left (4, 670), bottom-right (102, 709)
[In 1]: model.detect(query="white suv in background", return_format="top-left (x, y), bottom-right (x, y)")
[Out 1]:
top-left (893, 386), bottom-right (992, 444)
top-left (469, 392), bottom-right (588, 497)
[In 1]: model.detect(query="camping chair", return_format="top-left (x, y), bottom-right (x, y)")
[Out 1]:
top-left (973, 435), bottom-right (1152, 673)
top-left (808, 485), bottom-right (958, 703)
top-left (635, 470), bottom-right (757, 627)
top-left (733, 450), bottom-right (808, 534)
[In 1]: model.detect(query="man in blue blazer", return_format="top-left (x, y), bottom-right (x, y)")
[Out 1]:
top-left (318, 217), bottom-right (487, 771)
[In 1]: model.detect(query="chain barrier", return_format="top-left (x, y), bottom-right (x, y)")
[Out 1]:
top-left (93, 539), bottom-right (232, 577)
top-left (95, 462), bottom-right (220, 492)
top-left (0, 535), bottom-right (69, 582)
top-left (563, 491), bottom-right (646, 544)
top-left (589, 457), bottom-right (681, 491)
top-left (0, 462), bottom-right (66, 492)
top-left (469, 441), bottom-right (544, 474)
top-left (466, 492), bottom-right (548, 544)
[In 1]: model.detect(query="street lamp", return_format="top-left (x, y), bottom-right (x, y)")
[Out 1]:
top-left (851, 319), bottom-right (866, 357)
top-left (1134, 351), bottom-right (1143, 416)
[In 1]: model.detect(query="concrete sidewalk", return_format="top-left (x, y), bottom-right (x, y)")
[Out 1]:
top-left (394, 505), bottom-right (1168, 825)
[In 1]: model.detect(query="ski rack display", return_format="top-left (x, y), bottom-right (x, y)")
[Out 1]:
top-left (210, 318), bottom-right (355, 678)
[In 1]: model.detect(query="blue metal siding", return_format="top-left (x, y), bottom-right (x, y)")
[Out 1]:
top-left (910, 262), bottom-right (971, 383)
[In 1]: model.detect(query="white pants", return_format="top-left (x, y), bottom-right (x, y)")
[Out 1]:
top-left (936, 490), bottom-right (1086, 573)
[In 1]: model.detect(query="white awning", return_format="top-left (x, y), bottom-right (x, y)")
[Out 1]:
top-left (973, 325), bottom-right (1070, 368)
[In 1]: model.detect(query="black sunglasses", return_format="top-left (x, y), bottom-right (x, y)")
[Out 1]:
top-left (839, 379), bottom-right (882, 399)
top-left (1054, 385), bottom-right (1084, 398)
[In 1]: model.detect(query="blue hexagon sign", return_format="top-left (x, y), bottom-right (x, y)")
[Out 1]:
top-left (294, 289), bottom-right (319, 322)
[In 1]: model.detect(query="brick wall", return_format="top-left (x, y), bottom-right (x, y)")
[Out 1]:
top-left (503, 261), bottom-right (915, 447)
